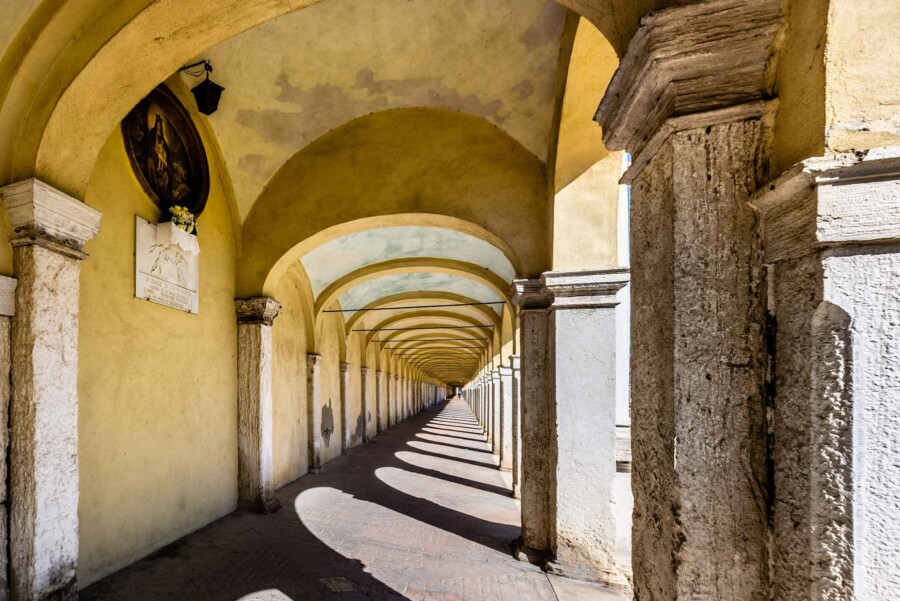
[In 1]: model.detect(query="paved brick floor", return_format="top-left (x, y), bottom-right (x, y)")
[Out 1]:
top-left (82, 399), bottom-right (626, 601)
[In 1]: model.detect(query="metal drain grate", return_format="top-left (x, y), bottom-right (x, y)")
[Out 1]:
top-left (318, 576), bottom-right (358, 592)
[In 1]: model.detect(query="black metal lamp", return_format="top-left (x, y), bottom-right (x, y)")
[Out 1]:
top-left (179, 60), bottom-right (224, 116)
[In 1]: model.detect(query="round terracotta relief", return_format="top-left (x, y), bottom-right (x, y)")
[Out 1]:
top-left (122, 85), bottom-right (210, 217)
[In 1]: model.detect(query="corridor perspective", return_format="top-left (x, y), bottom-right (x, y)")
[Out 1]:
top-left (82, 400), bottom-right (623, 600)
top-left (0, 0), bottom-right (898, 600)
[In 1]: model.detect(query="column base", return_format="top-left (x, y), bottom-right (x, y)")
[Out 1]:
top-left (511, 537), bottom-right (548, 565)
top-left (34, 578), bottom-right (79, 601)
top-left (239, 496), bottom-right (282, 515)
top-left (543, 558), bottom-right (630, 592)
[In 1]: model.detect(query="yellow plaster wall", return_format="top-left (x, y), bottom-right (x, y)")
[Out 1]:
top-left (272, 265), bottom-right (310, 487)
top-left (552, 153), bottom-right (622, 271)
top-left (317, 313), bottom-right (343, 465)
top-left (824, 0), bottom-right (900, 152)
top-left (554, 17), bottom-right (618, 193)
top-left (346, 332), bottom-right (363, 447)
top-left (77, 126), bottom-right (237, 586)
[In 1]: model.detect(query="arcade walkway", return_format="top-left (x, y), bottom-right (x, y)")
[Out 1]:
top-left (82, 399), bottom-right (625, 600)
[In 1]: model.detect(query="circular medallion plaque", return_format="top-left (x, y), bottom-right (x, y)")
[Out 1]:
top-left (122, 85), bottom-right (210, 217)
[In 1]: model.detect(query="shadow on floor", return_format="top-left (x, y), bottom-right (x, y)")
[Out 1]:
top-left (81, 400), bottom-right (525, 601)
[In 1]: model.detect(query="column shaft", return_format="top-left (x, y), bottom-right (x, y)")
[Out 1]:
top-left (339, 362), bottom-right (351, 453)
top-left (499, 366), bottom-right (514, 471)
top-left (306, 354), bottom-right (324, 473)
top-left (235, 298), bottom-right (282, 514)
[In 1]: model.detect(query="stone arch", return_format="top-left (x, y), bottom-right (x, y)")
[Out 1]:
top-left (1, 0), bottom-right (655, 198)
top-left (238, 108), bottom-right (547, 298)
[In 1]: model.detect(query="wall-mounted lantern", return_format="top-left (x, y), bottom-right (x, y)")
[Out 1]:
top-left (179, 60), bottom-right (224, 116)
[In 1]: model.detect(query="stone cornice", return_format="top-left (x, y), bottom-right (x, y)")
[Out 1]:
top-left (1, 178), bottom-right (102, 259)
top-left (750, 147), bottom-right (900, 262)
top-left (510, 278), bottom-right (552, 310)
top-left (543, 268), bottom-right (630, 309)
top-left (235, 297), bottom-right (281, 326)
top-left (596, 0), bottom-right (781, 179)
top-left (0, 276), bottom-right (16, 317)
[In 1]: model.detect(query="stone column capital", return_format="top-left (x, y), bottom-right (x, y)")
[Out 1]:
top-left (542, 268), bottom-right (630, 309)
top-left (511, 278), bottom-right (553, 310)
top-left (339, 362), bottom-right (351, 375)
top-left (751, 147), bottom-right (900, 262)
top-left (491, 370), bottom-right (501, 381)
top-left (306, 353), bottom-right (322, 369)
top-left (509, 355), bottom-right (521, 371)
top-left (360, 366), bottom-right (371, 376)
top-left (1, 178), bottom-right (102, 259)
top-left (235, 297), bottom-right (281, 325)
top-left (596, 0), bottom-right (781, 182)
top-left (498, 366), bottom-right (512, 378)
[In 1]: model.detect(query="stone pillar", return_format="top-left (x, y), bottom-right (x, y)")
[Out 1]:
top-left (393, 374), bottom-right (401, 425)
top-left (498, 366), bottom-right (514, 472)
top-left (595, 2), bottom-right (781, 597)
top-left (375, 371), bottom-right (384, 434)
top-left (0, 276), bottom-right (16, 601)
top-left (235, 297), bottom-right (282, 514)
top-left (512, 270), bottom-right (629, 586)
top-left (752, 149), bottom-right (900, 601)
top-left (491, 370), bottom-right (501, 455)
top-left (510, 355), bottom-right (522, 498)
top-left (360, 367), bottom-right (371, 442)
top-left (306, 354), bottom-right (324, 473)
top-left (339, 362), bottom-right (351, 453)
top-left (1, 179), bottom-right (101, 600)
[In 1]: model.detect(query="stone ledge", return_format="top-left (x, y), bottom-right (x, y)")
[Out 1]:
top-left (596, 0), bottom-right (781, 178)
top-left (751, 147), bottom-right (900, 262)
top-left (543, 268), bottom-right (630, 309)
top-left (1, 178), bottom-right (101, 258)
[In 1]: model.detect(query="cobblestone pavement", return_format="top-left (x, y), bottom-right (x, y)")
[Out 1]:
top-left (82, 399), bottom-right (626, 601)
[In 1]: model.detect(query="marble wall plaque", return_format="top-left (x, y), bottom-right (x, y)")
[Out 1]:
top-left (135, 216), bottom-right (199, 313)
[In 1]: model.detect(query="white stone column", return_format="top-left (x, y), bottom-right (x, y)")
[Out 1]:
top-left (752, 149), bottom-right (900, 601)
top-left (510, 355), bottom-right (522, 498)
top-left (512, 270), bottom-right (630, 586)
top-left (339, 362), bottom-right (351, 453)
top-left (498, 366), bottom-right (514, 472)
top-left (490, 370), bottom-right (501, 455)
top-left (595, 2), bottom-right (781, 597)
top-left (235, 297), bottom-right (282, 514)
top-left (360, 366), bottom-right (371, 442)
top-left (1, 179), bottom-right (101, 600)
top-left (306, 354), bottom-right (324, 473)
top-left (375, 370), bottom-right (384, 434)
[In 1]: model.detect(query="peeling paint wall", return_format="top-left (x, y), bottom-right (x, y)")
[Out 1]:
top-left (77, 127), bottom-right (238, 587)
top-left (197, 0), bottom-right (567, 219)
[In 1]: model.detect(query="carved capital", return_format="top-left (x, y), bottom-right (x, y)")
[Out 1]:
top-left (306, 353), bottom-right (322, 370)
top-left (596, 0), bottom-right (782, 182)
top-left (510, 278), bottom-right (552, 311)
top-left (235, 297), bottom-right (281, 325)
top-left (751, 147), bottom-right (900, 263)
top-left (361, 366), bottom-right (371, 377)
top-left (542, 268), bottom-right (630, 309)
top-left (1, 178), bottom-right (101, 259)
top-left (339, 362), bottom-right (351, 375)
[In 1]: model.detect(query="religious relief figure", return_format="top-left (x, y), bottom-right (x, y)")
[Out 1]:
top-left (122, 86), bottom-right (210, 218)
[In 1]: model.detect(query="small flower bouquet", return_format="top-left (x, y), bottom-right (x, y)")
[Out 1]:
top-left (157, 205), bottom-right (200, 255)
top-left (169, 205), bottom-right (196, 234)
